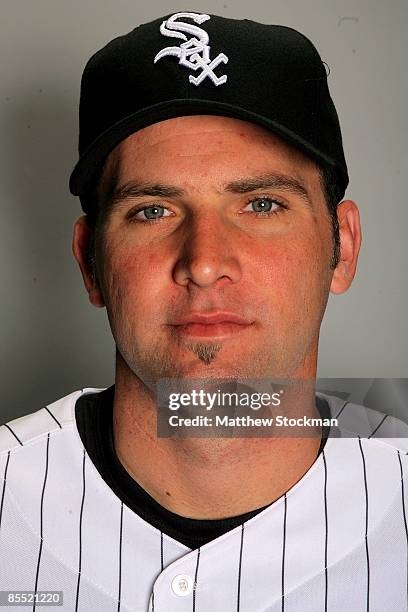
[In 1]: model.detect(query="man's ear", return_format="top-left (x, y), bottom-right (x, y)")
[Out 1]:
top-left (72, 215), bottom-right (105, 308)
top-left (330, 200), bottom-right (362, 294)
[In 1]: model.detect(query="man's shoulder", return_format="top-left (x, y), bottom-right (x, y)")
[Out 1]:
top-left (319, 391), bottom-right (408, 455)
top-left (0, 387), bottom-right (106, 455)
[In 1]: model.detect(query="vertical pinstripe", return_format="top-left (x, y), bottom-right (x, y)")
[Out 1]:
top-left (0, 451), bottom-right (10, 532)
top-left (236, 523), bottom-right (244, 612)
top-left (33, 433), bottom-right (50, 612)
top-left (397, 451), bottom-right (408, 607)
top-left (117, 501), bottom-right (124, 612)
top-left (334, 400), bottom-right (349, 420)
top-left (368, 414), bottom-right (388, 438)
top-left (322, 450), bottom-right (328, 612)
top-left (192, 547), bottom-right (201, 612)
top-left (358, 437), bottom-right (370, 612)
top-left (281, 493), bottom-right (287, 612)
top-left (44, 407), bottom-right (62, 429)
top-left (153, 533), bottom-right (164, 612)
top-left (75, 449), bottom-right (86, 612)
top-left (3, 424), bottom-right (23, 446)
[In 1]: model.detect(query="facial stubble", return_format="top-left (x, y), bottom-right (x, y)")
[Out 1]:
top-left (184, 341), bottom-right (223, 365)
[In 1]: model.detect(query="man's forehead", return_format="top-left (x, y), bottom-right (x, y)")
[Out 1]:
top-left (115, 115), bottom-right (309, 155)
top-left (107, 115), bottom-right (318, 187)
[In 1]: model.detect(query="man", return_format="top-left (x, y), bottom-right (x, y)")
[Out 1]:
top-left (0, 11), bottom-right (407, 612)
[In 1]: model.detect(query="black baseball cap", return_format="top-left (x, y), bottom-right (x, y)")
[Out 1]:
top-left (69, 11), bottom-right (349, 210)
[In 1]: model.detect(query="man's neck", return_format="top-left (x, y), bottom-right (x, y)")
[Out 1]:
top-left (112, 360), bottom-right (322, 520)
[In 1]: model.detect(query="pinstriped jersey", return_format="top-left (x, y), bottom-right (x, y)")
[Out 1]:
top-left (1, 388), bottom-right (408, 611)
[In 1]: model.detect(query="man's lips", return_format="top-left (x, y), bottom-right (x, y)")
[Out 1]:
top-left (170, 312), bottom-right (254, 338)
top-left (172, 312), bottom-right (253, 326)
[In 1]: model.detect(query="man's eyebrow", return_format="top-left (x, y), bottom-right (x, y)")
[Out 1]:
top-left (108, 172), bottom-right (312, 211)
top-left (223, 173), bottom-right (312, 204)
top-left (110, 182), bottom-right (185, 207)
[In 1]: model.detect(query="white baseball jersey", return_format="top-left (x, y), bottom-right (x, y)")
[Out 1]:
top-left (1, 387), bottom-right (408, 611)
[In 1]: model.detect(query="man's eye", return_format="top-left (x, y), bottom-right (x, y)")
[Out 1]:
top-left (127, 205), bottom-right (172, 222)
top-left (126, 197), bottom-right (286, 224)
top-left (243, 196), bottom-right (285, 216)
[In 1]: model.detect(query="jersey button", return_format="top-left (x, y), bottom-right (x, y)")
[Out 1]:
top-left (171, 574), bottom-right (194, 596)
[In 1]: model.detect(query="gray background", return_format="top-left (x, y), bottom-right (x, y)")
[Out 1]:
top-left (1, 0), bottom-right (407, 422)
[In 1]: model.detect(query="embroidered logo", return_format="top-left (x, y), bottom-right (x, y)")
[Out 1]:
top-left (154, 12), bottom-right (228, 86)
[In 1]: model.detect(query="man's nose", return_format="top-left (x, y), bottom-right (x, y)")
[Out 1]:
top-left (172, 215), bottom-right (242, 288)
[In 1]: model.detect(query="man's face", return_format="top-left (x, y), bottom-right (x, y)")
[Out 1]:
top-left (90, 116), bottom-right (337, 385)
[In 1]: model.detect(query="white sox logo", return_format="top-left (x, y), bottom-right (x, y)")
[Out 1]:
top-left (154, 12), bottom-right (228, 86)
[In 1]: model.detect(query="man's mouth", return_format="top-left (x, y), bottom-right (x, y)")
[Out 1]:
top-left (170, 311), bottom-right (254, 339)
